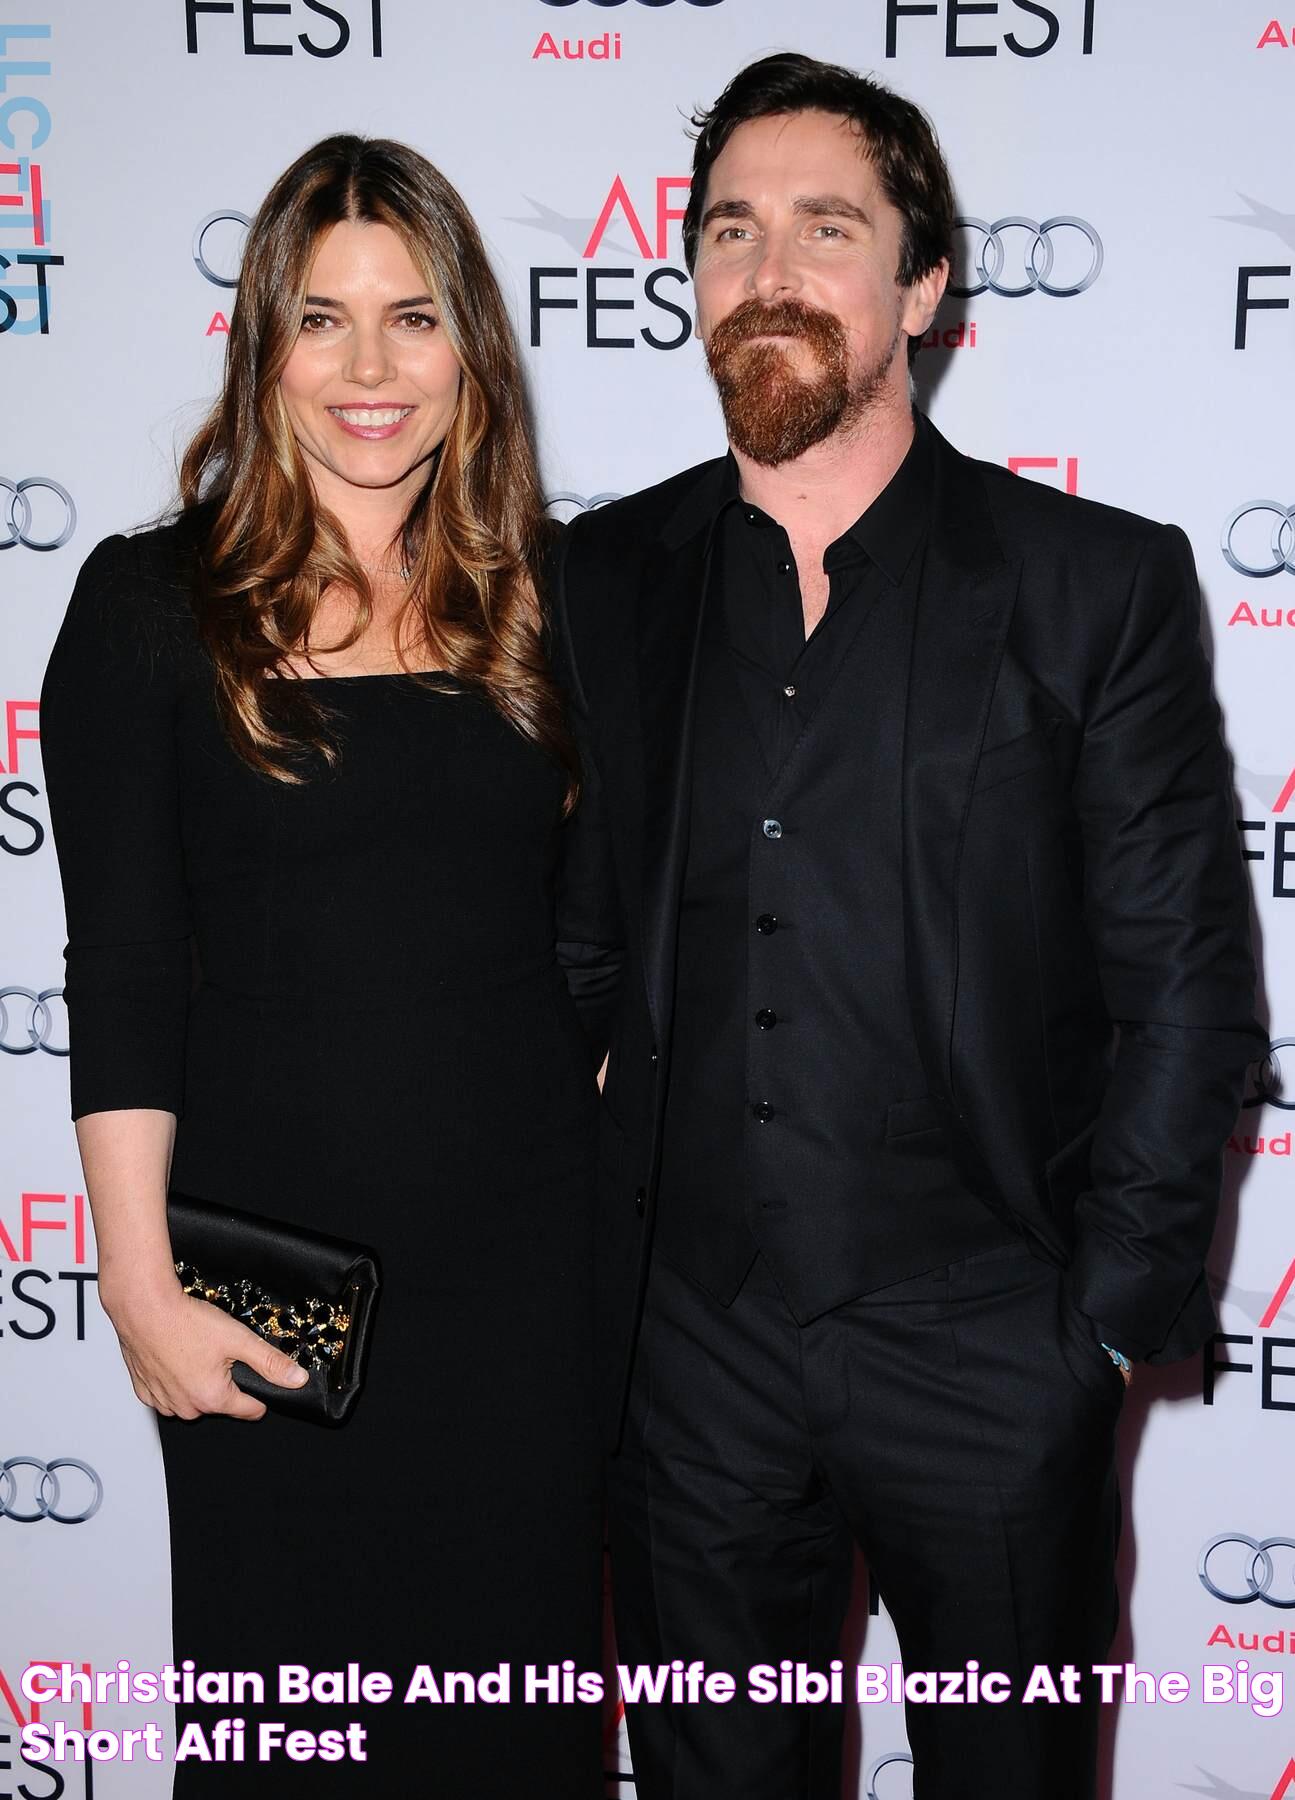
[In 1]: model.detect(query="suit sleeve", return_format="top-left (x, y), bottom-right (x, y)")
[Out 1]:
top-left (40, 533), bottom-right (193, 1121)
top-left (545, 523), bottom-right (627, 1067)
top-left (1065, 522), bottom-right (1260, 1361)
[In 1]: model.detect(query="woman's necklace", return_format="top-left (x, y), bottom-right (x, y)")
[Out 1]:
top-left (356, 558), bottom-right (411, 581)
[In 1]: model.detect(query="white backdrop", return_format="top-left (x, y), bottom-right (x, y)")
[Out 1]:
top-left (3, 3), bottom-right (1293, 1796)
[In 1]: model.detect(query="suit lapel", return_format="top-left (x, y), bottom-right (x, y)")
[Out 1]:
top-left (902, 426), bottom-right (1021, 1099)
top-left (637, 503), bottom-right (718, 1050)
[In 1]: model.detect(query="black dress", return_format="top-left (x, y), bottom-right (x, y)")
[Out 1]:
top-left (40, 522), bottom-right (604, 1796)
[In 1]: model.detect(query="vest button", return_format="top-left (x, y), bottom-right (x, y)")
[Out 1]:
top-left (755, 913), bottom-right (778, 935)
top-left (762, 818), bottom-right (782, 840)
top-left (752, 1101), bottom-right (775, 1123)
top-left (634, 1187), bottom-right (646, 1218)
top-left (755, 1009), bottom-right (777, 1030)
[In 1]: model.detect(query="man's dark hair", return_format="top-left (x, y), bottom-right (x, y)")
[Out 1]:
top-left (681, 53), bottom-right (956, 364)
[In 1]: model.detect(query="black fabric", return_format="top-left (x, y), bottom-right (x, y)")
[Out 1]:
top-left (712, 421), bottom-right (927, 771)
top-left (656, 421), bottom-right (1015, 1311)
top-left (608, 1244), bottom-right (1123, 1800)
top-left (551, 417), bottom-right (1260, 1443)
top-left (40, 524), bottom-right (603, 1796)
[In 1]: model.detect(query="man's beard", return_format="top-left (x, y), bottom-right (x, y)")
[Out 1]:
top-left (705, 298), bottom-right (898, 467)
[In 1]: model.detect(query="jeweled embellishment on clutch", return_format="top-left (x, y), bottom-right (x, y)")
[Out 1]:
top-left (174, 1262), bottom-right (351, 1370)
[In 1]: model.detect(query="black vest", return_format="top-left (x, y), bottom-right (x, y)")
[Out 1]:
top-left (656, 533), bottom-right (1016, 1320)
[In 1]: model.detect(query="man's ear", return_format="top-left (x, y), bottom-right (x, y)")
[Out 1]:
top-left (901, 257), bottom-right (949, 342)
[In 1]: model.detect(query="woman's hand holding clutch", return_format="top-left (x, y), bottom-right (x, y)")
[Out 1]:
top-left (102, 1277), bottom-right (310, 1421)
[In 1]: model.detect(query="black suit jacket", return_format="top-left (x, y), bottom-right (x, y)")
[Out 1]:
top-left (550, 419), bottom-right (1259, 1444)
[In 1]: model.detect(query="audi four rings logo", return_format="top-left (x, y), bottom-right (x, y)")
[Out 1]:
top-left (193, 209), bottom-right (252, 288)
top-left (1243, 1039), bottom-right (1295, 1111)
top-left (1199, 1534), bottom-right (1295, 1608)
top-left (0, 1456), bottom-right (103, 1524)
top-left (949, 216), bottom-right (1104, 298)
top-left (0, 987), bottom-right (68, 1056)
top-left (867, 1752), bottom-right (914, 1800)
top-left (1222, 502), bottom-right (1295, 578)
top-left (1, 476), bottom-right (76, 551)
top-left (544, 491), bottom-right (623, 524)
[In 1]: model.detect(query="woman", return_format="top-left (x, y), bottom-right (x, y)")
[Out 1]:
top-left (40, 136), bottom-right (603, 1795)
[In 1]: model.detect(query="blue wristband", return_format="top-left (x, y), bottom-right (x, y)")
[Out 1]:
top-left (1100, 1343), bottom-right (1132, 1376)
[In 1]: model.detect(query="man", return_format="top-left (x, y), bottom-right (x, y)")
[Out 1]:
top-left (552, 51), bottom-right (1257, 1800)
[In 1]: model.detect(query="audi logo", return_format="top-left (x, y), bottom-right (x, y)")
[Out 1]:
top-left (867, 1752), bottom-right (914, 1800)
top-left (193, 209), bottom-right (252, 288)
top-left (1199, 1534), bottom-right (1295, 1608)
top-left (1222, 502), bottom-right (1295, 579)
top-left (1, 476), bottom-right (76, 551)
top-left (0, 986), bottom-right (68, 1056)
top-left (544, 490), bottom-right (623, 524)
top-left (0, 1456), bottom-right (103, 1524)
top-left (949, 215), bottom-right (1103, 298)
top-left (1242, 1038), bottom-right (1295, 1112)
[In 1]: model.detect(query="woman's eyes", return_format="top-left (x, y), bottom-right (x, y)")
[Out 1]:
top-left (298, 311), bottom-right (438, 333)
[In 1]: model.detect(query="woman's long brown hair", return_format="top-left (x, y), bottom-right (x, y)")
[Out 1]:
top-left (179, 134), bottom-right (576, 805)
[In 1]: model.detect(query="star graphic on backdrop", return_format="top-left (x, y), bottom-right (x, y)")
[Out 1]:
top-left (1178, 1772), bottom-right (1269, 1800)
top-left (1234, 765), bottom-right (1292, 812)
top-left (503, 197), bottom-right (634, 260)
top-left (1217, 193), bottom-right (1295, 253)
top-left (1208, 1268), bottom-right (1295, 1329)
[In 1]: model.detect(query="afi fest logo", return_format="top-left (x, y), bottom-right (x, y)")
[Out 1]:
top-left (1203, 1255), bottom-right (1295, 1412)
top-left (1009, 456), bottom-right (1079, 495)
top-left (0, 23), bottom-right (64, 335)
top-left (0, 1191), bottom-right (100, 1346)
top-left (517, 175), bottom-right (692, 351)
top-left (884, 0), bottom-right (1095, 58)
top-left (183, 0), bottom-right (385, 56)
top-left (0, 1663), bottom-right (96, 1800)
top-left (0, 699), bottom-right (45, 858)
top-left (1236, 765), bottom-right (1295, 901)
top-left (1224, 195), bottom-right (1294, 348)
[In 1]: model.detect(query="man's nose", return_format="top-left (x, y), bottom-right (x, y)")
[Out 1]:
top-left (750, 232), bottom-right (802, 304)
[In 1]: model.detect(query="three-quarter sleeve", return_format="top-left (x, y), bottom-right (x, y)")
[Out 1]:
top-left (40, 532), bottom-right (194, 1120)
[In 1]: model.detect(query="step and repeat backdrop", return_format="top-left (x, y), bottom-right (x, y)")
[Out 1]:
top-left (3, 2), bottom-right (1293, 1796)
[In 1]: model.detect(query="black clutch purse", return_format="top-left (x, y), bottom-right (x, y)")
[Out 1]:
top-left (166, 1190), bottom-right (381, 1427)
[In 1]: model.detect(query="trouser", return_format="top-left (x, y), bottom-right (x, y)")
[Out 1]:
top-left (606, 1240), bottom-right (1123, 1800)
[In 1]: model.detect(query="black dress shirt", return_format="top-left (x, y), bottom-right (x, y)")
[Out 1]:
top-left (655, 415), bottom-right (1017, 1314)
top-left (716, 415), bottom-right (931, 776)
